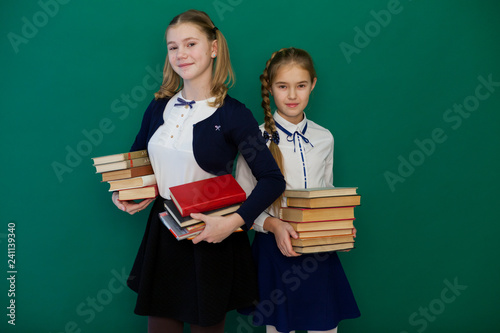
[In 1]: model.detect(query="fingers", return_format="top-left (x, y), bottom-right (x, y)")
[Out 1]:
top-left (111, 193), bottom-right (155, 215)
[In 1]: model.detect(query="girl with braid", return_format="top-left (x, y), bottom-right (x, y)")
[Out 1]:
top-left (236, 48), bottom-right (360, 333)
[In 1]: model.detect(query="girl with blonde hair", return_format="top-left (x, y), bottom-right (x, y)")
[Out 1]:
top-left (112, 10), bottom-right (285, 333)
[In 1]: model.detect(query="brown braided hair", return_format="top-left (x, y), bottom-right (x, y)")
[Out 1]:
top-left (154, 9), bottom-right (234, 108)
top-left (261, 47), bottom-right (317, 212)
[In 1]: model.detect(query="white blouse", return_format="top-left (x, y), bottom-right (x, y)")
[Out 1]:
top-left (148, 91), bottom-right (218, 199)
top-left (235, 111), bottom-right (334, 232)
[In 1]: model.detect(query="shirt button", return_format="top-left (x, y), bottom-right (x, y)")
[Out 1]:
top-left (170, 135), bottom-right (173, 138)
top-left (184, 105), bottom-right (188, 109)
top-left (176, 125), bottom-right (179, 128)
top-left (181, 114), bottom-right (184, 117)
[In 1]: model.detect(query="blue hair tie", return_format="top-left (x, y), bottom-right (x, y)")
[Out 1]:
top-left (263, 130), bottom-right (280, 145)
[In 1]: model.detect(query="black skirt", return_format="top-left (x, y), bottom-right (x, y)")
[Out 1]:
top-left (127, 197), bottom-right (258, 326)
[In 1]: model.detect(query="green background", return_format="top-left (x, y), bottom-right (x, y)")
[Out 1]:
top-left (1, 0), bottom-right (499, 332)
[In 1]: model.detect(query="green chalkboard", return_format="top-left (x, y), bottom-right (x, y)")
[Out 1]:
top-left (1, 0), bottom-right (499, 332)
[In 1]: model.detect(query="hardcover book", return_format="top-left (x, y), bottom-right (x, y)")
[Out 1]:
top-left (288, 219), bottom-right (355, 232)
top-left (158, 211), bottom-right (205, 240)
top-left (100, 165), bottom-right (154, 182)
top-left (92, 149), bottom-right (148, 165)
top-left (280, 206), bottom-right (355, 222)
top-left (284, 187), bottom-right (358, 198)
top-left (118, 184), bottom-right (158, 201)
top-left (293, 242), bottom-right (354, 254)
top-left (291, 234), bottom-right (355, 247)
top-left (295, 228), bottom-right (354, 238)
top-left (108, 174), bottom-right (156, 191)
top-left (164, 199), bottom-right (241, 228)
top-left (169, 174), bottom-right (246, 217)
top-left (94, 157), bottom-right (151, 173)
top-left (287, 195), bottom-right (361, 209)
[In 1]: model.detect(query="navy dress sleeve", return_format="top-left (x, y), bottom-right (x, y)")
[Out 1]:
top-left (130, 98), bottom-right (169, 152)
top-left (229, 104), bottom-right (285, 229)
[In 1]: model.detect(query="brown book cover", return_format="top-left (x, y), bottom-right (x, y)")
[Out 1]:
top-left (296, 228), bottom-right (354, 238)
top-left (108, 175), bottom-right (156, 191)
top-left (118, 184), bottom-right (158, 201)
top-left (92, 149), bottom-right (148, 165)
top-left (287, 195), bottom-right (361, 209)
top-left (280, 206), bottom-right (355, 222)
top-left (94, 157), bottom-right (151, 173)
top-left (101, 165), bottom-right (154, 182)
top-left (288, 219), bottom-right (354, 232)
top-left (293, 242), bottom-right (354, 254)
top-left (284, 187), bottom-right (358, 199)
top-left (291, 235), bottom-right (354, 247)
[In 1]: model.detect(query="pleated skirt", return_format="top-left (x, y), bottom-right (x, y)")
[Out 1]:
top-left (241, 232), bottom-right (360, 332)
top-left (127, 197), bottom-right (258, 326)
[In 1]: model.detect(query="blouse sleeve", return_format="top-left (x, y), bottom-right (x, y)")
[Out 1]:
top-left (324, 134), bottom-right (334, 187)
top-left (235, 153), bottom-right (271, 233)
top-left (227, 104), bottom-right (285, 229)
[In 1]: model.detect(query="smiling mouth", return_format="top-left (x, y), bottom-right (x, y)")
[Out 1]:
top-left (178, 63), bottom-right (193, 68)
top-left (286, 103), bottom-right (299, 108)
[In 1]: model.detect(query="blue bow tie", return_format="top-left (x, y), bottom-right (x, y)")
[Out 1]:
top-left (275, 121), bottom-right (314, 152)
top-left (174, 97), bottom-right (195, 109)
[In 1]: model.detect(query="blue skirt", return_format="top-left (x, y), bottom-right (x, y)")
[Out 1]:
top-left (242, 232), bottom-right (360, 332)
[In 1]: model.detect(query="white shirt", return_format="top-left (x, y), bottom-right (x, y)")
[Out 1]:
top-left (235, 111), bottom-right (334, 232)
top-left (148, 91), bottom-right (218, 199)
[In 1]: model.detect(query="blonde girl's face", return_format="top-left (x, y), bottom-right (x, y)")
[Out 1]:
top-left (270, 64), bottom-right (317, 125)
top-left (166, 23), bottom-right (217, 85)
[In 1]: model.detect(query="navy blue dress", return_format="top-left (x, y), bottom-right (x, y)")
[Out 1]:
top-left (126, 96), bottom-right (285, 326)
top-left (249, 232), bottom-right (360, 332)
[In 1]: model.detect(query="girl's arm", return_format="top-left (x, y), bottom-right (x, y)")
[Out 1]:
top-left (235, 152), bottom-right (299, 256)
top-left (192, 103), bottom-right (285, 243)
top-left (263, 217), bottom-right (300, 257)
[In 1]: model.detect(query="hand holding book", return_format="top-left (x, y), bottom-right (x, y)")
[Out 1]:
top-left (111, 191), bottom-right (154, 215)
top-left (263, 216), bottom-right (300, 257)
top-left (190, 212), bottom-right (245, 244)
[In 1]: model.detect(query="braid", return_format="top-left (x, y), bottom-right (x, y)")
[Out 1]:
top-left (261, 49), bottom-right (286, 213)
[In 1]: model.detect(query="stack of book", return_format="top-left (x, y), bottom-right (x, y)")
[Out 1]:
top-left (160, 174), bottom-right (247, 240)
top-left (91, 150), bottom-right (158, 200)
top-left (280, 187), bottom-right (361, 254)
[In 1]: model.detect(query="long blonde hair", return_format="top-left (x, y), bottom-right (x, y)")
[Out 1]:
top-left (261, 47), bottom-right (317, 211)
top-left (154, 9), bottom-right (234, 108)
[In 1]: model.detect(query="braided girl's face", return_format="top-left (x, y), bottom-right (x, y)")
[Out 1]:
top-left (270, 64), bottom-right (317, 125)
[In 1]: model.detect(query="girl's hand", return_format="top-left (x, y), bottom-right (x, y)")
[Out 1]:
top-left (339, 226), bottom-right (357, 252)
top-left (264, 217), bottom-right (301, 257)
top-left (190, 213), bottom-right (244, 244)
top-left (111, 191), bottom-right (155, 215)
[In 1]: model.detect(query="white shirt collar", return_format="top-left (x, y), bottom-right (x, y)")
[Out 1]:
top-left (273, 111), bottom-right (308, 135)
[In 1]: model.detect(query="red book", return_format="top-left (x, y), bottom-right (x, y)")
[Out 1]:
top-left (169, 174), bottom-right (246, 217)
